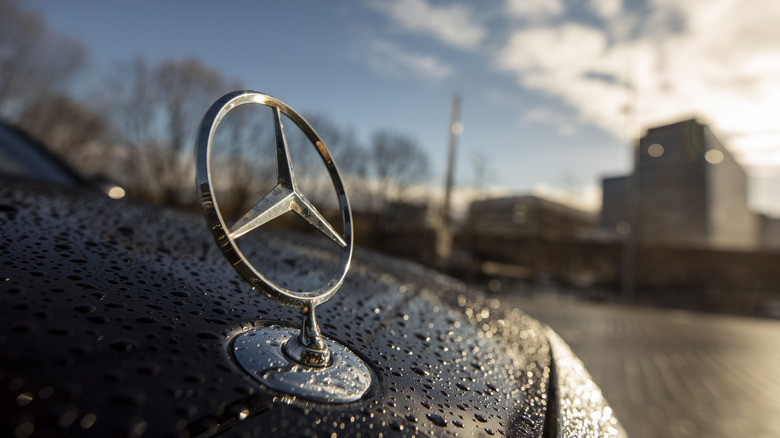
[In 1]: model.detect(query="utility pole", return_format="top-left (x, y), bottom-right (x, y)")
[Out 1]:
top-left (437, 95), bottom-right (461, 268)
top-left (621, 60), bottom-right (638, 304)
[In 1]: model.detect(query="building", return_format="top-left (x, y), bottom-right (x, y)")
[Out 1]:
top-left (759, 214), bottom-right (780, 250)
top-left (467, 195), bottom-right (595, 240)
top-left (601, 118), bottom-right (758, 249)
top-left (599, 175), bottom-right (629, 232)
top-left (461, 195), bottom-right (599, 284)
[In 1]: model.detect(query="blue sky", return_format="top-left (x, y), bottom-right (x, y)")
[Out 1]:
top-left (25, 0), bottom-right (780, 214)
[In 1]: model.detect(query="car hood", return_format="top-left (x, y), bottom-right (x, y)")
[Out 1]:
top-left (0, 179), bottom-right (623, 437)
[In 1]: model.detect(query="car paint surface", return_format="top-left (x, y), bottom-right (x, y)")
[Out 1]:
top-left (0, 179), bottom-right (624, 437)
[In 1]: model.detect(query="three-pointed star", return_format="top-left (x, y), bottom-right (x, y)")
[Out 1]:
top-left (228, 107), bottom-right (346, 248)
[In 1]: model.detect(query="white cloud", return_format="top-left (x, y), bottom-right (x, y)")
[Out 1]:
top-left (364, 40), bottom-right (453, 80)
top-left (506, 0), bottom-right (564, 21)
top-left (494, 0), bottom-right (780, 169)
top-left (369, 0), bottom-right (486, 51)
top-left (522, 107), bottom-right (577, 136)
top-left (589, 0), bottom-right (621, 19)
top-left (495, 23), bottom-right (629, 132)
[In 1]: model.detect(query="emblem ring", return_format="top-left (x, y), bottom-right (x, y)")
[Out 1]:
top-left (196, 90), bottom-right (353, 309)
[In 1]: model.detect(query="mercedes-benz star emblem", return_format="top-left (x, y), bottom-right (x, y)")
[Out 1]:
top-left (195, 91), bottom-right (371, 403)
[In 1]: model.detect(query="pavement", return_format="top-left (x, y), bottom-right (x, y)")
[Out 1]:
top-left (505, 295), bottom-right (780, 438)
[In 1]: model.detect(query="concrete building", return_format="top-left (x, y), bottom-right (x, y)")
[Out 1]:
top-left (467, 195), bottom-right (595, 240)
top-left (759, 215), bottom-right (780, 250)
top-left (599, 175), bottom-right (629, 232)
top-left (601, 119), bottom-right (758, 249)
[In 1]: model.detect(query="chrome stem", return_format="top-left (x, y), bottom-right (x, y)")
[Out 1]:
top-left (282, 305), bottom-right (331, 367)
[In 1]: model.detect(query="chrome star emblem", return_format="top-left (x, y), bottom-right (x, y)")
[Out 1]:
top-left (228, 109), bottom-right (346, 248)
top-left (195, 90), bottom-right (353, 368)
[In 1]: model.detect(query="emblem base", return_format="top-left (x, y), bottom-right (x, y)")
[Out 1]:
top-left (232, 325), bottom-right (373, 403)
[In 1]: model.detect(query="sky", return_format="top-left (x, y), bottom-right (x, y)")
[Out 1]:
top-left (24, 0), bottom-right (780, 215)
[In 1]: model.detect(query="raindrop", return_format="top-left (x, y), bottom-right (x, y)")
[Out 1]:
top-left (426, 413), bottom-right (447, 427)
top-left (184, 373), bottom-right (205, 384)
top-left (88, 316), bottom-right (108, 324)
top-left (48, 327), bottom-right (73, 336)
top-left (105, 302), bottom-right (126, 309)
top-left (110, 338), bottom-right (138, 352)
top-left (137, 363), bottom-right (162, 376)
top-left (58, 408), bottom-right (80, 427)
top-left (175, 403), bottom-right (199, 418)
top-left (13, 323), bottom-right (35, 334)
top-left (74, 304), bottom-right (96, 314)
top-left (14, 421), bottom-right (33, 438)
top-left (196, 331), bottom-right (220, 340)
top-left (110, 389), bottom-right (148, 406)
top-left (411, 366), bottom-right (429, 376)
top-left (16, 392), bottom-right (33, 406)
top-left (415, 333), bottom-right (430, 342)
top-left (80, 413), bottom-right (97, 429)
top-left (70, 345), bottom-right (94, 355)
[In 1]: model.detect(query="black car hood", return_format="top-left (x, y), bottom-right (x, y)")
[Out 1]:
top-left (1, 179), bottom-right (556, 437)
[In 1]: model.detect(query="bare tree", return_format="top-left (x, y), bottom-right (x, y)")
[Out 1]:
top-left (17, 93), bottom-right (108, 175)
top-left (209, 104), bottom-right (275, 220)
top-left (370, 130), bottom-right (430, 210)
top-left (288, 112), bottom-right (370, 211)
top-left (207, 109), bottom-right (370, 221)
top-left (0, 0), bottom-right (102, 174)
top-left (0, 0), bottom-right (87, 123)
top-left (105, 57), bottom-right (241, 205)
top-left (471, 152), bottom-right (498, 200)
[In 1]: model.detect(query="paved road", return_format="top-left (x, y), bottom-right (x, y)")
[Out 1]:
top-left (506, 296), bottom-right (780, 438)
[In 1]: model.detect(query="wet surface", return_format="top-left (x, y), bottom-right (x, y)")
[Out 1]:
top-left (1, 180), bottom-right (564, 437)
top-left (511, 297), bottom-right (780, 438)
top-left (231, 325), bottom-right (373, 403)
top-left (545, 329), bottom-right (625, 437)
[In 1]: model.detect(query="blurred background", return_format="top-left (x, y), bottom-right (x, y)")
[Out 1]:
top-left (2, 0), bottom-right (779, 436)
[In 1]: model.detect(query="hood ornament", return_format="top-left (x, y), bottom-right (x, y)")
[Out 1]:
top-left (195, 91), bottom-right (370, 402)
